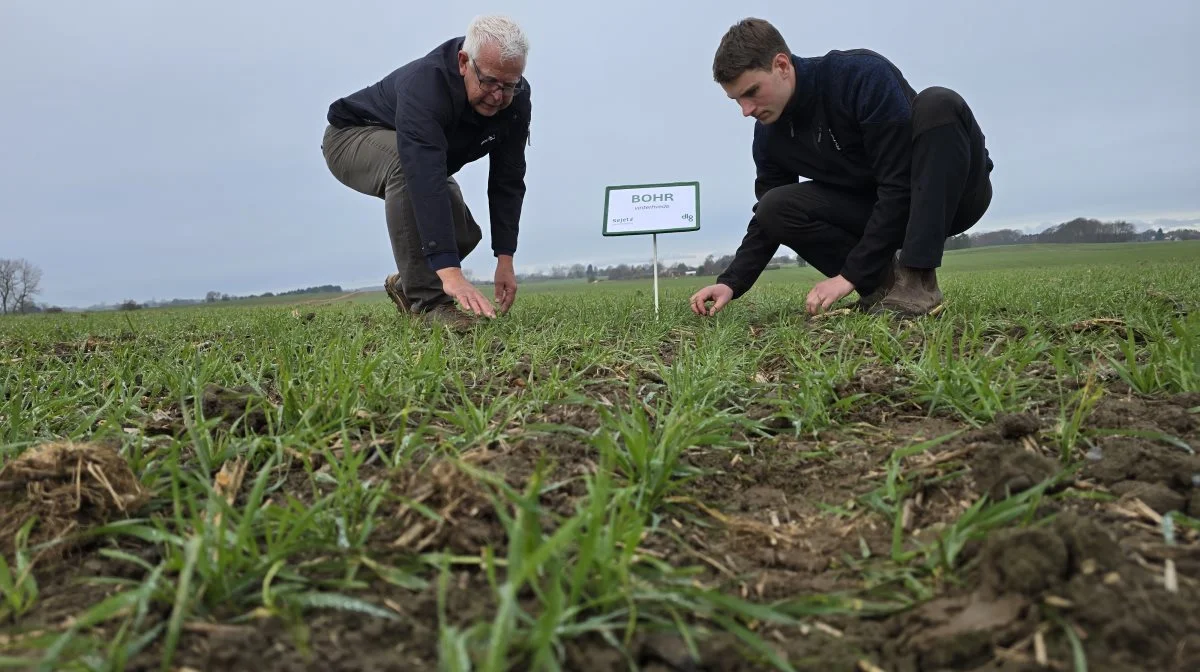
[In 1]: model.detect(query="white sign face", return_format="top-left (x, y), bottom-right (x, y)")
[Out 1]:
top-left (602, 182), bottom-right (700, 236)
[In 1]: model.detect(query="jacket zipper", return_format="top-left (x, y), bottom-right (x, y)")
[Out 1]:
top-left (816, 123), bottom-right (842, 152)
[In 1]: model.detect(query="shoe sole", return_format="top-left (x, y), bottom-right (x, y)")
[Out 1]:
top-left (868, 301), bottom-right (945, 318)
top-left (384, 275), bottom-right (411, 313)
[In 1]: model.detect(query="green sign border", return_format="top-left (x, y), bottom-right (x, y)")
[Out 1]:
top-left (602, 181), bottom-right (701, 237)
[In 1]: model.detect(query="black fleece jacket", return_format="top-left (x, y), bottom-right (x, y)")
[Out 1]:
top-left (327, 37), bottom-right (531, 271)
top-left (717, 49), bottom-right (918, 297)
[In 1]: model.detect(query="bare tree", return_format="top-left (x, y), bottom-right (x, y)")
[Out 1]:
top-left (0, 258), bottom-right (43, 314)
top-left (14, 261), bottom-right (42, 313)
top-left (0, 260), bottom-right (13, 313)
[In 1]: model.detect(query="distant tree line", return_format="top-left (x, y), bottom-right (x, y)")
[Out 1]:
top-left (513, 254), bottom-right (804, 283)
top-left (100, 285), bottom-right (347, 311)
top-left (945, 218), bottom-right (1200, 250)
top-left (203, 284), bottom-right (343, 303)
top-left (82, 284), bottom-right (348, 312)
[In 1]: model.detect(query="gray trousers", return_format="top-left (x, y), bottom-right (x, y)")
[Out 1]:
top-left (321, 124), bottom-right (482, 312)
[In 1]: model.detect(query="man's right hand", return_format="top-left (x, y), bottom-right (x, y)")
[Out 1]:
top-left (689, 283), bottom-right (734, 317)
top-left (436, 267), bottom-right (496, 318)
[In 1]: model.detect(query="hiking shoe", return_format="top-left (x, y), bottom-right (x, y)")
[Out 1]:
top-left (384, 273), bottom-right (411, 313)
top-left (854, 256), bottom-right (899, 312)
top-left (869, 266), bottom-right (944, 317)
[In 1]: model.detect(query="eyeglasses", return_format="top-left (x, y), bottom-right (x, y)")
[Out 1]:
top-left (471, 59), bottom-right (525, 96)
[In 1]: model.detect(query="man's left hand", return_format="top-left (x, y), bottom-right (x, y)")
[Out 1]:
top-left (806, 275), bottom-right (855, 315)
top-left (494, 255), bottom-right (518, 314)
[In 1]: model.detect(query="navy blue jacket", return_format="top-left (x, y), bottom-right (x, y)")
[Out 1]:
top-left (717, 49), bottom-right (922, 296)
top-left (327, 37), bottom-right (531, 271)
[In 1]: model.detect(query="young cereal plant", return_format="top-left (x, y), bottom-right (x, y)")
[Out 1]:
top-left (908, 318), bottom-right (1044, 425)
top-left (855, 431), bottom-right (964, 563)
top-left (1054, 373), bottom-right (1105, 463)
top-left (754, 335), bottom-right (861, 435)
top-left (592, 397), bottom-right (701, 513)
top-left (81, 451), bottom-right (388, 661)
top-left (1109, 315), bottom-right (1198, 394)
top-left (923, 478), bottom-right (1054, 579)
top-left (0, 519), bottom-right (40, 623)
top-left (435, 377), bottom-right (527, 451)
top-left (19, 562), bottom-right (169, 671)
top-left (450, 438), bottom-right (800, 671)
top-left (656, 335), bottom-right (757, 413)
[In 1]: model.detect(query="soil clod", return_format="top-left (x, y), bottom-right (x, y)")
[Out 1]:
top-left (970, 442), bottom-right (1060, 501)
top-left (886, 593), bottom-right (1031, 670)
top-left (1110, 480), bottom-right (1188, 514)
top-left (1083, 438), bottom-right (1200, 492)
top-left (995, 412), bottom-right (1040, 439)
top-left (981, 527), bottom-right (1070, 597)
top-left (0, 441), bottom-right (149, 557)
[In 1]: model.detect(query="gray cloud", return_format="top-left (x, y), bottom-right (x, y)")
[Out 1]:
top-left (1, 0), bottom-right (1196, 306)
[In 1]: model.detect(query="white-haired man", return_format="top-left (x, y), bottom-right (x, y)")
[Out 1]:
top-left (322, 16), bottom-right (532, 324)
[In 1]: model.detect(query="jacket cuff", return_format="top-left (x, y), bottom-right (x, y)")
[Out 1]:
top-left (838, 265), bottom-right (867, 292)
top-left (426, 251), bottom-right (461, 271)
top-left (715, 273), bottom-right (746, 300)
top-left (493, 248), bottom-right (515, 257)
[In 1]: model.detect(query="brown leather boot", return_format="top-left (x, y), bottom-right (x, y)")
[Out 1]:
top-left (870, 266), bottom-right (944, 316)
top-left (384, 273), bottom-right (412, 313)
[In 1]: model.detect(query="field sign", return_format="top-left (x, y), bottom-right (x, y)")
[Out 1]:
top-left (601, 181), bottom-right (700, 316)
top-left (602, 181), bottom-right (700, 237)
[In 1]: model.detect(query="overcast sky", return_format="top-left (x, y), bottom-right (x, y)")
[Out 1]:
top-left (2, 0), bottom-right (1197, 307)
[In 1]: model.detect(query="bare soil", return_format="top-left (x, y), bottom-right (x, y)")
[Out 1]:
top-left (6, 387), bottom-right (1199, 671)
top-left (633, 392), bottom-right (1200, 670)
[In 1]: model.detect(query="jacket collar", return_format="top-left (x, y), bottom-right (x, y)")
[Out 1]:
top-left (780, 54), bottom-right (817, 125)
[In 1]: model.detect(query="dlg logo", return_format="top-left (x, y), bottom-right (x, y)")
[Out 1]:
top-left (680, 213), bottom-right (694, 222)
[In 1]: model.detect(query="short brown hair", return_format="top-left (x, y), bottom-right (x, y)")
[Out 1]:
top-left (712, 18), bottom-right (790, 84)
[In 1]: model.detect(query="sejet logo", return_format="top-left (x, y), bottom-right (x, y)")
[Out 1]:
top-left (481, 134), bottom-right (496, 146)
